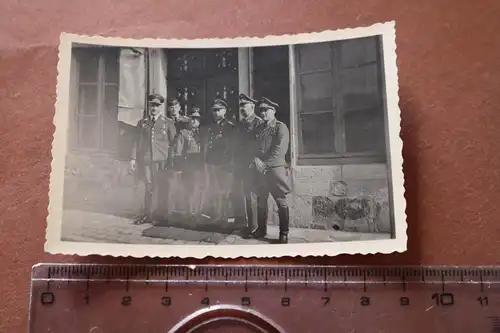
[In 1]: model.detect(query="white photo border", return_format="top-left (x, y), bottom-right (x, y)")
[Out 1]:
top-left (46, 21), bottom-right (407, 258)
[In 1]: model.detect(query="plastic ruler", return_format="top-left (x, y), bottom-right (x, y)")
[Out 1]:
top-left (28, 263), bottom-right (500, 333)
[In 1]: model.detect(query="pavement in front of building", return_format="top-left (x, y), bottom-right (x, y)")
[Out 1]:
top-left (60, 209), bottom-right (391, 245)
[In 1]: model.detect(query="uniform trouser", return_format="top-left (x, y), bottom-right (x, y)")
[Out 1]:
top-left (142, 162), bottom-right (168, 220)
top-left (232, 166), bottom-right (259, 229)
top-left (207, 164), bottom-right (233, 220)
top-left (180, 157), bottom-right (205, 215)
top-left (256, 166), bottom-right (291, 234)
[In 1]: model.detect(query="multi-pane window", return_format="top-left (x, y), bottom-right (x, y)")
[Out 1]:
top-left (74, 47), bottom-right (119, 153)
top-left (165, 49), bottom-right (239, 122)
top-left (295, 36), bottom-right (387, 165)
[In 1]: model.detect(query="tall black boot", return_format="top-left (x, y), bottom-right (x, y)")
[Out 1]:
top-left (248, 199), bottom-right (267, 239)
top-left (245, 196), bottom-right (254, 231)
top-left (137, 187), bottom-right (154, 225)
top-left (278, 206), bottom-right (290, 244)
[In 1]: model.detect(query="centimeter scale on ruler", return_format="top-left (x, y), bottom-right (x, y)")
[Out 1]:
top-left (29, 264), bottom-right (500, 333)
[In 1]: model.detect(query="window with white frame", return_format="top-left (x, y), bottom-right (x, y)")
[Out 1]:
top-left (73, 47), bottom-right (120, 153)
top-left (294, 36), bottom-right (387, 166)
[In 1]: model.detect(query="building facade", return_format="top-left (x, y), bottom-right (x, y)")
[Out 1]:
top-left (63, 36), bottom-right (393, 235)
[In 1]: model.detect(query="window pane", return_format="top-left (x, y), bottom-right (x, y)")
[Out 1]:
top-left (297, 42), bottom-right (331, 72)
top-left (104, 84), bottom-right (118, 114)
top-left (340, 63), bottom-right (380, 111)
top-left (253, 46), bottom-right (289, 73)
top-left (103, 85), bottom-right (118, 151)
top-left (167, 50), bottom-right (205, 77)
top-left (104, 50), bottom-right (119, 83)
top-left (78, 52), bottom-right (99, 83)
top-left (78, 85), bottom-right (98, 114)
top-left (79, 117), bottom-right (99, 149)
top-left (300, 113), bottom-right (335, 154)
top-left (340, 36), bottom-right (378, 68)
top-left (206, 49), bottom-right (238, 73)
top-left (167, 78), bottom-right (205, 117)
top-left (252, 74), bottom-right (290, 119)
top-left (300, 72), bottom-right (334, 112)
top-left (206, 76), bottom-right (239, 121)
top-left (344, 108), bottom-right (385, 153)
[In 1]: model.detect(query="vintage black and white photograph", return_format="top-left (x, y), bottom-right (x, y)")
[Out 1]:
top-left (46, 21), bottom-right (406, 258)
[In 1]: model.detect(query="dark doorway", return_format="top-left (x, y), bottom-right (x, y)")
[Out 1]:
top-left (165, 49), bottom-right (239, 125)
top-left (251, 46), bottom-right (291, 164)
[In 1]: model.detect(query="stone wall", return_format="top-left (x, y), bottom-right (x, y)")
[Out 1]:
top-left (287, 164), bottom-right (392, 234)
top-left (63, 151), bottom-right (144, 218)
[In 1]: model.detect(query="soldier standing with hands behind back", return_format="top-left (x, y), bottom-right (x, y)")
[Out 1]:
top-left (129, 93), bottom-right (177, 225)
top-left (249, 97), bottom-right (292, 244)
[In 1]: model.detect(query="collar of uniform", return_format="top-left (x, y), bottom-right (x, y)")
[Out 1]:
top-left (153, 114), bottom-right (164, 122)
top-left (266, 118), bottom-right (277, 128)
top-left (243, 113), bottom-right (256, 124)
top-left (216, 118), bottom-right (226, 125)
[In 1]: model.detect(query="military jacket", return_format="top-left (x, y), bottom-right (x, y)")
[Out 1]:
top-left (175, 127), bottom-right (201, 157)
top-left (255, 118), bottom-right (289, 168)
top-left (234, 113), bottom-right (264, 167)
top-left (173, 115), bottom-right (190, 132)
top-left (203, 118), bottom-right (235, 166)
top-left (131, 114), bottom-right (177, 164)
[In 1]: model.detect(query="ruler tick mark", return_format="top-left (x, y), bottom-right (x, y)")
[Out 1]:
top-left (285, 269), bottom-right (288, 292)
top-left (324, 269), bottom-right (327, 292)
top-left (205, 269), bottom-right (208, 292)
top-left (47, 266), bottom-right (52, 291)
top-left (165, 268), bottom-right (169, 292)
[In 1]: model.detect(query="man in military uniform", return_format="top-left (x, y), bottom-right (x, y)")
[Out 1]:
top-left (203, 98), bottom-right (235, 222)
top-left (232, 93), bottom-right (264, 232)
top-left (167, 99), bottom-right (190, 132)
top-left (129, 93), bottom-right (177, 225)
top-left (248, 97), bottom-right (292, 244)
top-left (174, 108), bottom-right (205, 217)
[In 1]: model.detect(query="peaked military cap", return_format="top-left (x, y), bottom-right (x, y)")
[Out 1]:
top-left (190, 107), bottom-right (202, 118)
top-left (258, 97), bottom-right (279, 111)
top-left (239, 93), bottom-right (257, 105)
top-left (167, 99), bottom-right (180, 107)
top-left (211, 98), bottom-right (228, 110)
top-left (148, 93), bottom-right (165, 105)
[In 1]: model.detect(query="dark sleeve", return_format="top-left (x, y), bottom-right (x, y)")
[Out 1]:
top-left (130, 120), bottom-right (141, 160)
top-left (168, 121), bottom-right (177, 144)
top-left (227, 123), bottom-right (236, 161)
top-left (200, 127), bottom-right (208, 162)
top-left (262, 123), bottom-right (289, 166)
top-left (175, 130), bottom-right (184, 157)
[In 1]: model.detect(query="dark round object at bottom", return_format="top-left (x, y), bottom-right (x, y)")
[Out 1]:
top-left (167, 304), bottom-right (285, 333)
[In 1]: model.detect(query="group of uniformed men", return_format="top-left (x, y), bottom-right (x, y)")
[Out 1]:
top-left (129, 92), bottom-right (291, 244)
